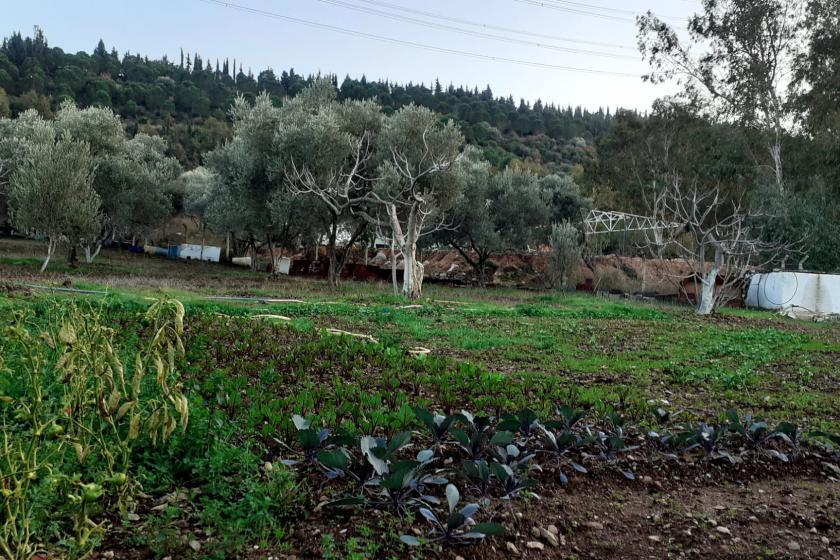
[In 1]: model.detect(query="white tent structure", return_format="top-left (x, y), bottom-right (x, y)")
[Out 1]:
top-left (178, 243), bottom-right (221, 262)
top-left (747, 272), bottom-right (840, 319)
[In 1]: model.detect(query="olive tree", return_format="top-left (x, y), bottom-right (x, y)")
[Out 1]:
top-left (8, 132), bottom-right (100, 271)
top-left (180, 166), bottom-right (216, 259)
top-left (205, 94), bottom-right (282, 270)
top-left (53, 102), bottom-right (181, 261)
top-left (372, 104), bottom-right (464, 299)
top-left (446, 150), bottom-right (552, 286)
top-left (0, 110), bottom-right (58, 230)
top-left (54, 102), bottom-right (124, 260)
top-left (275, 81), bottom-right (382, 285)
top-left (108, 134), bottom-right (182, 248)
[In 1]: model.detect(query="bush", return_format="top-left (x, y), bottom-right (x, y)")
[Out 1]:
top-left (546, 221), bottom-right (582, 290)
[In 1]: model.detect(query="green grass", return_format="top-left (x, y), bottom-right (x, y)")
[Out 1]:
top-left (2, 260), bottom-right (839, 559)
top-left (2, 275), bottom-right (837, 429)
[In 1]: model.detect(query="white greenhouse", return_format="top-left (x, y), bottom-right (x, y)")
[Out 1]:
top-left (746, 272), bottom-right (840, 319)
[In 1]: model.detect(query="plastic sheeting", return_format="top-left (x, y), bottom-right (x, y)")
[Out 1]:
top-left (746, 272), bottom-right (840, 318)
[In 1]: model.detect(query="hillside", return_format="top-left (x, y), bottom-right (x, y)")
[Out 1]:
top-left (0, 28), bottom-right (624, 170)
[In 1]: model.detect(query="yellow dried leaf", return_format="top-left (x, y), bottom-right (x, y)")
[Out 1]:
top-left (40, 332), bottom-right (56, 349)
top-left (128, 414), bottom-right (141, 440)
top-left (107, 390), bottom-right (121, 414)
top-left (115, 400), bottom-right (135, 420)
top-left (58, 324), bottom-right (76, 345)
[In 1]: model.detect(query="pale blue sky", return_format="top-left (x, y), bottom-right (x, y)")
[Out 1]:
top-left (5, 0), bottom-right (696, 110)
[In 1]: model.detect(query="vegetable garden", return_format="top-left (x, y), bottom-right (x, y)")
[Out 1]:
top-left (0, 250), bottom-right (839, 558)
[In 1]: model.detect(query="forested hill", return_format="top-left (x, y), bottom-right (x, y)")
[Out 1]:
top-left (0, 29), bottom-right (624, 170)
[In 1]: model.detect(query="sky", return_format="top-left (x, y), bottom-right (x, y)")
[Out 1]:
top-left (4, 0), bottom-right (698, 111)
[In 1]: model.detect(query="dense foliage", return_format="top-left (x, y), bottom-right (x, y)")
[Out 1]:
top-left (0, 28), bottom-right (609, 172)
top-left (2, 0), bottom-right (840, 281)
top-left (587, 0), bottom-right (840, 273)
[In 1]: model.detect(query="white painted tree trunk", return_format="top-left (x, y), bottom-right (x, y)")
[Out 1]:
top-left (83, 242), bottom-right (102, 264)
top-left (390, 234), bottom-right (399, 296)
top-left (402, 241), bottom-right (424, 300)
top-left (40, 238), bottom-right (56, 273)
top-left (696, 242), bottom-right (723, 315)
top-left (387, 203), bottom-right (425, 299)
top-left (769, 141), bottom-right (784, 194)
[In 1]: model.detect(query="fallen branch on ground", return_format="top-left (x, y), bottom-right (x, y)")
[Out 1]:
top-left (325, 328), bottom-right (378, 344)
top-left (252, 314), bottom-right (292, 321)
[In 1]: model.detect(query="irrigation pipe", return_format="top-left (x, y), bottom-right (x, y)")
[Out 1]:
top-left (23, 284), bottom-right (109, 295)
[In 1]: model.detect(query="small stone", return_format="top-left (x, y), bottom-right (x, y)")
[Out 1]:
top-left (821, 536), bottom-right (830, 545)
top-left (505, 541), bottom-right (520, 555)
top-left (102, 552), bottom-right (114, 559)
top-left (540, 528), bottom-right (560, 547)
top-left (188, 540), bottom-right (201, 552)
top-left (715, 526), bottom-right (731, 536)
top-left (125, 512), bottom-right (140, 522)
top-left (455, 556), bottom-right (465, 560)
top-left (583, 521), bottom-right (605, 531)
top-left (787, 541), bottom-right (800, 551)
top-left (748, 516), bottom-right (758, 522)
top-left (531, 527), bottom-right (541, 538)
top-left (648, 535), bottom-right (661, 543)
top-left (263, 461), bottom-right (273, 472)
top-left (547, 525), bottom-right (559, 535)
top-left (810, 527), bottom-right (818, 534)
top-left (526, 541), bottom-right (544, 551)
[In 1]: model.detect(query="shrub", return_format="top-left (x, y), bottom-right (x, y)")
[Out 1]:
top-left (546, 221), bottom-right (582, 290)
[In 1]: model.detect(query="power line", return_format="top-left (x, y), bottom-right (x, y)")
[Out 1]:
top-left (513, 0), bottom-right (634, 22)
top-left (313, 0), bottom-right (642, 60)
top-left (513, 0), bottom-right (688, 23)
top-left (198, 0), bottom-right (652, 78)
top-left (350, 0), bottom-right (635, 50)
top-left (531, 0), bottom-right (686, 21)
